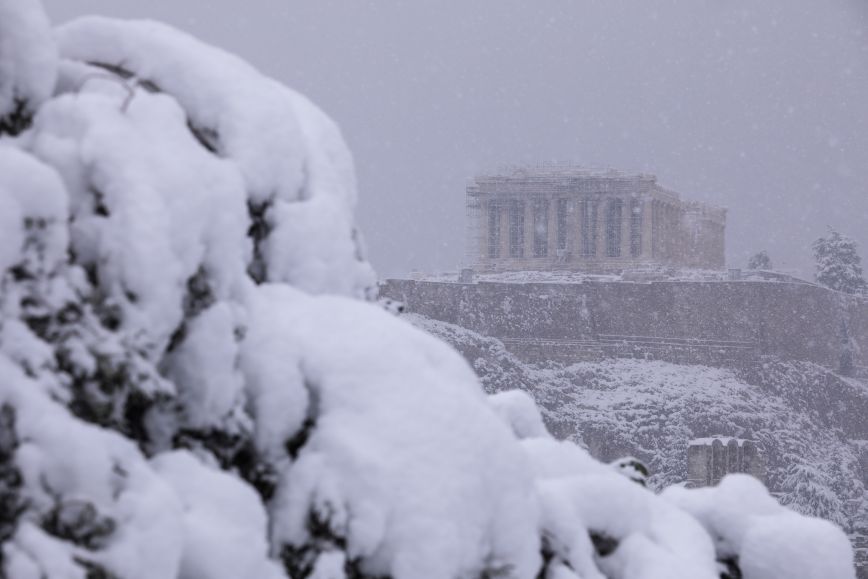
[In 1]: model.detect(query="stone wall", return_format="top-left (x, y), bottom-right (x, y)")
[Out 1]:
top-left (380, 279), bottom-right (868, 375)
top-left (686, 437), bottom-right (766, 488)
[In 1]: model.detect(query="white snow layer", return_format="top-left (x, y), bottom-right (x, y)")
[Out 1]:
top-left (488, 389), bottom-right (551, 439)
top-left (151, 451), bottom-right (286, 579)
top-left (663, 475), bottom-right (855, 579)
top-left (0, 356), bottom-right (185, 579)
top-left (247, 286), bottom-right (541, 579)
top-left (0, 0), bottom-right (57, 119)
top-left (0, 4), bottom-right (857, 579)
top-left (29, 87), bottom-right (250, 357)
top-left (0, 145), bottom-right (68, 274)
top-left (54, 16), bottom-right (375, 298)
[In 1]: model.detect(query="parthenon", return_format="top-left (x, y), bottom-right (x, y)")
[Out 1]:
top-left (466, 166), bottom-right (726, 272)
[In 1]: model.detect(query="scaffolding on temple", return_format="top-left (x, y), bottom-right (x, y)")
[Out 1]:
top-left (464, 183), bottom-right (483, 271)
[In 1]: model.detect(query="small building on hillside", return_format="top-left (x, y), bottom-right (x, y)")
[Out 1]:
top-left (686, 437), bottom-right (766, 488)
top-left (466, 166), bottom-right (726, 273)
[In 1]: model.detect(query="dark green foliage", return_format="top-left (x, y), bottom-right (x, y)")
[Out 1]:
top-left (0, 402), bottom-right (121, 579)
top-left (344, 559), bottom-right (390, 579)
top-left (285, 416), bottom-right (316, 460)
top-left (188, 121), bottom-right (220, 154)
top-left (9, 227), bottom-right (166, 448)
top-left (86, 61), bottom-right (135, 80)
top-left (173, 428), bottom-right (247, 470)
top-left (280, 505), bottom-right (391, 579)
top-left (590, 531), bottom-right (619, 557)
top-left (90, 188), bottom-right (110, 218)
top-left (813, 228), bottom-right (866, 294)
top-left (42, 500), bottom-right (116, 550)
top-left (478, 561), bottom-right (516, 579)
top-left (0, 98), bottom-right (33, 137)
top-left (533, 536), bottom-right (583, 579)
top-left (167, 266), bottom-right (217, 353)
top-left (747, 250), bottom-right (772, 270)
top-left (93, 299), bottom-right (123, 331)
top-left (247, 199), bottom-right (273, 284)
top-left (611, 456), bottom-right (650, 486)
top-left (718, 557), bottom-right (742, 579)
top-left (173, 427), bottom-right (277, 501)
top-left (122, 390), bottom-right (157, 446)
top-left (0, 405), bottom-right (25, 562)
top-left (534, 539), bottom-right (555, 579)
top-left (183, 266), bottom-right (216, 318)
top-left (232, 441), bottom-right (279, 502)
top-left (57, 343), bottom-right (163, 443)
top-left (74, 557), bottom-right (122, 579)
top-left (280, 508), bottom-right (347, 579)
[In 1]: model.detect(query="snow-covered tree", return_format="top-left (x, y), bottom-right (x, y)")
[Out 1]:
top-left (0, 1), bottom-right (856, 578)
top-left (781, 462), bottom-right (847, 528)
top-left (0, 0), bottom-right (56, 136)
top-left (747, 250), bottom-right (773, 270)
top-left (813, 228), bottom-right (867, 294)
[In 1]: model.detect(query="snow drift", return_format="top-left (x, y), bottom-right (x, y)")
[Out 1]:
top-left (0, 1), bottom-right (855, 578)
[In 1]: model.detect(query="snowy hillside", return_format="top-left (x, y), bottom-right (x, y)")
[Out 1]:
top-left (408, 313), bottom-right (868, 568)
top-left (0, 1), bottom-right (857, 578)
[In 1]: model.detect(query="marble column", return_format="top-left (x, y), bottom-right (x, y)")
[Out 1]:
top-left (641, 198), bottom-right (653, 259)
top-left (499, 201), bottom-right (510, 259)
top-left (576, 197), bottom-right (586, 260)
top-left (596, 198), bottom-right (606, 259)
top-left (547, 196), bottom-right (558, 260)
top-left (620, 197), bottom-right (631, 260)
top-left (484, 202), bottom-right (497, 260)
top-left (660, 202), bottom-right (672, 262)
top-left (664, 204), bottom-right (673, 262)
top-left (524, 200), bottom-right (534, 259)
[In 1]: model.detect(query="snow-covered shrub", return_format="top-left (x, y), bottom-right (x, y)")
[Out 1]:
top-left (0, 0), bottom-right (57, 135)
top-left (0, 1), bottom-right (857, 578)
top-left (54, 15), bottom-right (375, 298)
top-left (746, 250), bottom-right (773, 270)
top-left (813, 228), bottom-right (866, 294)
top-left (664, 475), bottom-right (855, 579)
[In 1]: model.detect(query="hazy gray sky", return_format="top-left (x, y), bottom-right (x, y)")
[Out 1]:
top-left (43, 0), bottom-right (868, 278)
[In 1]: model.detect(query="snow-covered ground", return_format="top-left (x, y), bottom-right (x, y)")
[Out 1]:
top-left (409, 312), bottom-right (868, 571)
top-left (0, 1), bottom-right (858, 577)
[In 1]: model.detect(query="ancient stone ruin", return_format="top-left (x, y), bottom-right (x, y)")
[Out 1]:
top-left (687, 437), bottom-right (766, 488)
top-left (466, 166), bottom-right (726, 273)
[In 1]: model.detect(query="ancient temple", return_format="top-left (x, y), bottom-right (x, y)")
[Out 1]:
top-left (465, 166), bottom-right (726, 273)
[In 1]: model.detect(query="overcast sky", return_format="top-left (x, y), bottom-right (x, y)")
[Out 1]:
top-left (43, 0), bottom-right (868, 278)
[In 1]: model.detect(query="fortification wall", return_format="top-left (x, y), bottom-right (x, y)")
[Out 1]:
top-left (380, 279), bottom-right (868, 374)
